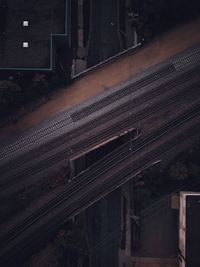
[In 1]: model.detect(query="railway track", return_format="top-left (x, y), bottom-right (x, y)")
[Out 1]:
top-left (1, 102), bottom-right (200, 266)
top-left (1, 63), bottom-right (199, 174)
top-left (0, 44), bottom-right (199, 163)
top-left (1, 101), bottom-right (200, 247)
top-left (70, 64), bottom-right (175, 121)
top-left (0, 44), bottom-right (200, 163)
top-left (0, 45), bottom-right (200, 266)
top-left (0, 63), bottom-right (174, 159)
top-left (1, 75), bottom-right (200, 194)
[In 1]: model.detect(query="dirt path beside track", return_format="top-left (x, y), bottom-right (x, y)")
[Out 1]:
top-left (0, 18), bottom-right (200, 141)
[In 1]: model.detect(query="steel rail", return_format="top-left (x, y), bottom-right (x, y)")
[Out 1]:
top-left (0, 64), bottom-right (199, 173)
top-left (1, 102), bottom-right (200, 246)
top-left (0, 64), bottom-right (175, 159)
top-left (1, 78), bottom-right (200, 193)
top-left (1, 112), bottom-right (200, 267)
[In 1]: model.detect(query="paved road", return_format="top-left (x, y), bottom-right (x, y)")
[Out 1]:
top-left (86, 189), bottom-right (121, 267)
top-left (87, 0), bottom-right (122, 67)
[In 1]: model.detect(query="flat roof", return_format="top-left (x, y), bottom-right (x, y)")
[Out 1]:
top-left (186, 194), bottom-right (200, 267)
top-left (0, 0), bottom-right (68, 70)
top-left (179, 192), bottom-right (200, 267)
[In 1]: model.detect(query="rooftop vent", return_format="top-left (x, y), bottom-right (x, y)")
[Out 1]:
top-left (23, 21), bottom-right (29, 27)
top-left (23, 42), bottom-right (28, 48)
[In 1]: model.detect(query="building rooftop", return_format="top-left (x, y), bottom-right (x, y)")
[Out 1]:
top-left (0, 0), bottom-right (68, 70)
top-left (186, 194), bottom-right (200, 267)
top-left (179, 192), bottom-right (200, 267)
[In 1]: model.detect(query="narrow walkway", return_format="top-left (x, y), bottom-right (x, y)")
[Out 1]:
top-left (0, 18), bottom-right (200, 140)
top-left (119, 253), bottom-right (178, 267)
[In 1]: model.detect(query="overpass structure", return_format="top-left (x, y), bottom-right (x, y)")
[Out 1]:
top-left (0, 44), bottom-right (200, 265)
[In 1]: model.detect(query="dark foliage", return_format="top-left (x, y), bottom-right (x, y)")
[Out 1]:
top-left (0, 72), bottom-right (68, 121)
top-left (134, 0), bottom-right (200, 41)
